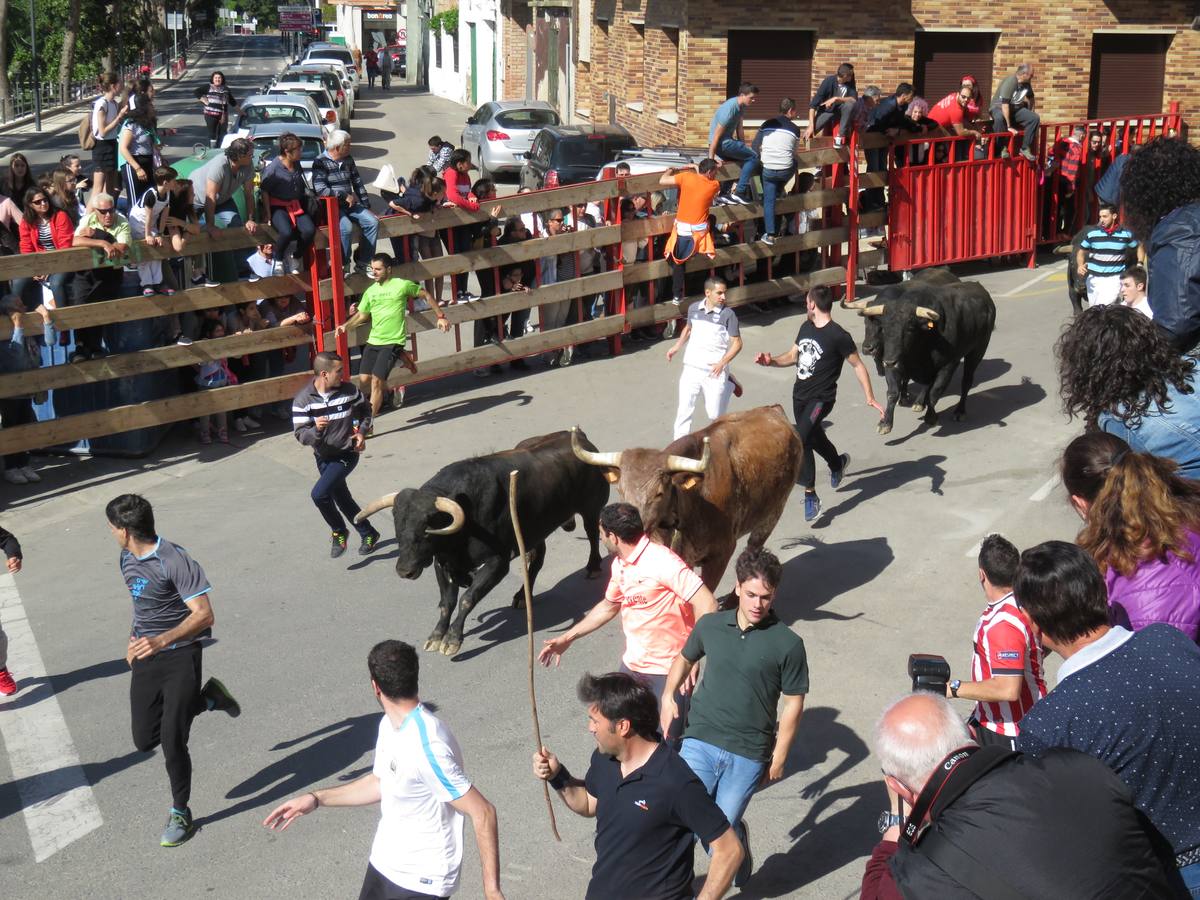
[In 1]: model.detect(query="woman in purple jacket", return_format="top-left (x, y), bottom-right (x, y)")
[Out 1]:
top-left (1061, 431), bottom-right (1200, 639)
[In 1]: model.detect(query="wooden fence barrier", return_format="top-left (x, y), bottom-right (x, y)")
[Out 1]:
top-left (0, 148), bottom-right (881, 456)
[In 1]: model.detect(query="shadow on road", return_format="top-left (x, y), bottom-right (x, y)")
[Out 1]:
top-left (807, 455), bottom-right (947, 525)
top-left (2, 657), bottom-right (129, 711)
top-left (0, 750), bottom-right (152, 822)
top-left (390, 390), bottom-right (534, 433)
top-left (772, 538), bottom-right (894, 623)
top-left (203, 712), bottom-right (379, 827)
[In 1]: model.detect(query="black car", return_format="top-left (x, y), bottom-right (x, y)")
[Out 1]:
top-left (518, 125), bottom-right (637, 191)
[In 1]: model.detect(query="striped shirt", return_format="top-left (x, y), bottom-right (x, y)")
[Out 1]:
top-left (291, 380), bottom-right (372, 457)
top-left (311, 151), bottom-right (369, 205)
top-left (1080, 225), bottom-right (1139, 276)
top-left (970, 592), bottom-right (1047, 738)
top-left (36, 221), bottom-right (54, 251)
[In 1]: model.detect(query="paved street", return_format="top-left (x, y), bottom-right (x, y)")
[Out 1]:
top-left (0, 33), bottom-right (1083, 900)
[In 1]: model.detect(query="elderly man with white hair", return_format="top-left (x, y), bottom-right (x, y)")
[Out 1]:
top-left (859, 692), bottom-right (1180, 899)
top-left (312, 129), bottom-right (379, 274)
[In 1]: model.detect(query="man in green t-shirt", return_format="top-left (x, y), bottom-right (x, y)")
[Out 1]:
top-left (660, 546), bottom-right (808, 889)
top-left (336, 252), bottom-right (451, 420)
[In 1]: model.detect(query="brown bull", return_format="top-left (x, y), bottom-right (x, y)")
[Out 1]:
top-left (572, 405), bottom-right (803, 589)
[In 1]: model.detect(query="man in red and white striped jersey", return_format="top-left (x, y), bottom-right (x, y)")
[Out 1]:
top-left (946, 534), bottom-right (1047, 749)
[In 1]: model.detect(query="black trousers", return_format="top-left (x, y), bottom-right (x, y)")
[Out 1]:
top-left (270, 207), bottom-right (317, 264)
top-left (793, 395), bottom-right (841, 491)
top-left (359, 863), bottom-right (446, 900)
top-left (0, 397), bottom-right (35, 469)
top-left (204, 115), bottom-right (223, 147)
top-left (130, 642), bottom-right (205, 810)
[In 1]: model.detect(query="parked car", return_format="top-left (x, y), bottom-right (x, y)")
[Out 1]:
top-left (271, 82), bottom-right (343, 131)
top-left (281, 65), bottom-right (353, 121)
top-left (518, 124), bottom-right (637, 191)
top-left (303, 44), bottom-right (360, 96)
top-left (223, 93), bottom-right (334, 146)
top-left (595, 146), bottom-right (710, 181)
top-left (461, 100), bottom-right (560, 179)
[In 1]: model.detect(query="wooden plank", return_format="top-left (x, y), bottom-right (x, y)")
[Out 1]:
top-left (0, 275), bottom-right (309, 338)
top-left (0, 325), bottom-right (311, 398)
top-left (859, 248), bottom-right (886, 268)
top-left (859, 210), bottom-right (886, 228)
top-left (858, 172), bottom-right (888, 189)
top-left (616, 188), bottom-right (850, 242)
top-left (0, 372), bottom-right (312, 457)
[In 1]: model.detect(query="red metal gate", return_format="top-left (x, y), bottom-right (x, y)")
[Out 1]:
top-left (886, 134), bottom-right (1037, 271)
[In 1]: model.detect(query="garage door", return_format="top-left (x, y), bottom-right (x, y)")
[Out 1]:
top-left (726, 30), bottom-right (813, 119)
top-left (913, 32), bottom-right (995, 107)
top-left (1088, 33), bottom-right (1170, 119)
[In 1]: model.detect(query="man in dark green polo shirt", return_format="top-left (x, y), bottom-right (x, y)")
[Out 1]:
top-left (660, 547), bottom-right (808, 888)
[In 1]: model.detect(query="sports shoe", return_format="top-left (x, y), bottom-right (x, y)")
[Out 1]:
top-left (20, 466), bottom-right (40, 483)
top-left (191, 273), bottom-right (219, 288)
top-left (668, 296), bottom-right (683, 306)
top-left (761, 233), bottom-right (776, 246)
top-left (142, 286), bottom-right (156, 297)
top-left (734, 820), bottom-right (753, 887)
top-left (663, 320), bottom-right (677, 340)
top-left (3, 469), bottom-right (29, 485)
top-left (359, 530), bottom-right (380, 556)
top-left (247, 274), bottom-right (261, 283)
top-left (201, 677), bottom-right (241, 717)
top-left (160, 808), bottom-right (195, 847)
top-left (731, 377), bottom-right (744, 399)
top-left (831, 452), bottom-right (850, 489)
top-left (726, 189), bottom-right (750, 205)
top-left (331, 531), bottom-right (349, 558)
top-left (159, 285), bottom-right (176, 296)
top-left (0, 667), bottom-right (17, 696)
top-left (1019, 148), bottom-right (1038, 163)
top-left (558, 347), bottom-right (574, 367)
top-left (393, 387), bottom-right (406, 407)
top-left (241, 414), bottom-right (261, 428)
top-left (804, 492), bottom-right (822, 523)
top-left (175, 334), bottom-right (193, 346)
top-left (233, 417), bottom-right (247, 433)
top-left (833, 136), bottom-right (845, 148)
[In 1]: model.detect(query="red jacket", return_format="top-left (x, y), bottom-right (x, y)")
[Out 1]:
top-left (18, 210), bottom-right (74, 254)
top-left (442, 166), bottom-right (479, 212)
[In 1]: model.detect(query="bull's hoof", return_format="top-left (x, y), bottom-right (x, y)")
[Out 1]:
top-left (584, 568), bottom-right (601, 580)
top-left (877, 422), bottom-right (893, 435)
top-left (440, 640), bottom-right (461, 657)
top-left (953, 410), bottom-right (967, 422)
top-left (923, 412), bottom-right (939, 427)
top-left (910, 403), bottom-right (925, 414)
top-left (423, 637), bottom-right (444, 652)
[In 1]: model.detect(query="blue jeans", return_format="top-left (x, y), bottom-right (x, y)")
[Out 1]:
top-left (339, 203), bottom-right (380, 268)
top-left (11, 271), bottom-right (70, 309)
top-left (312, 453), bottom-right (374, 537)
top-left (1180, 861), bottom-right (1200, 898)
top-left (761, 166), bottom-right (795, 236)
top-left (678, 737), bottom-right (765, 851)
top-left (717, 138), bottom-right (759, 195)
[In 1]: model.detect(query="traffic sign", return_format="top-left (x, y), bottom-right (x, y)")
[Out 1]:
top-left (278, 4), bottom-right (314, 30)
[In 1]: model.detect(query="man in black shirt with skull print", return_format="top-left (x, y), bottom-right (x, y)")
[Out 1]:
top-left (755, 286), bottom-right (884, 523)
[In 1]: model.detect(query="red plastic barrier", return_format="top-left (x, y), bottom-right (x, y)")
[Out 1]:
top-left (887, 134), bottom-right (1037, 271)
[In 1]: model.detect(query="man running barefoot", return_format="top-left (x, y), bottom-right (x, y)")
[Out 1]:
top-left (755, 285), bottom-right (884, 522)
top-left (106, 494), bottom-right (240, 847)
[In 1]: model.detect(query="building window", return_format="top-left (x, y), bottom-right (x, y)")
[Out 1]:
top-left (727, 30), bottom-right (812, 121)
top-left (913, 31), bottom-right (996, 107)
top-left (1088, 33), bottom-right (1171, 119)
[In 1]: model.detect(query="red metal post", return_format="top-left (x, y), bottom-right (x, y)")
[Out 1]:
top-left (319, 197), bottom-right (350, 367)
top-left (845, 130), bottom-right (859, 304)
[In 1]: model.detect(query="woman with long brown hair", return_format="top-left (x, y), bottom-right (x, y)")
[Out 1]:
top-left (1061, 430), bottom-right (1200, 638)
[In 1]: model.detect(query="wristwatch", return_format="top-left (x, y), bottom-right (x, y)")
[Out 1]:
top-left (949, 679), bottom-right (961, 698)
top-left (878, 811), bottom-right (903, 834)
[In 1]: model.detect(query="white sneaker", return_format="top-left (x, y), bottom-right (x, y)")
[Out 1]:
top-left (241, 414), bottom-right (261, 428)
top-left (3, 469), bottom-right (29, 485)
top-left (233, 417), bottom-right (247, 433)
top-left (20, 466), bottom-right (40, 483)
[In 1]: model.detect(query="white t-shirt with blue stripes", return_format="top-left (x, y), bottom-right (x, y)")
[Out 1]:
top-left (370, 705), bottom-right (473, 895)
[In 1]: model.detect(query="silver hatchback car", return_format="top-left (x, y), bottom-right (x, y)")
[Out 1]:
top-left (460, 101), bottom-right (560, 179)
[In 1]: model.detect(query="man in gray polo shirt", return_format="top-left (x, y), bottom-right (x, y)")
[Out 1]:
top-left (189, 137), bottom-right (260, 285)
top-left (107, 493), bottom-right (240, 848)
top-left (660, 546), bottom-right (808, 888)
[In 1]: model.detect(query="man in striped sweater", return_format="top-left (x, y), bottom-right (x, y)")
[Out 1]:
top-left (1077, 203), bottom-right (1142, 308)
top-left (293, 351), bottom-right (381, 558)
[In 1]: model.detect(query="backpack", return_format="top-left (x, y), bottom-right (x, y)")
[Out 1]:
top-left (78, 107), bottom-right (95, 150)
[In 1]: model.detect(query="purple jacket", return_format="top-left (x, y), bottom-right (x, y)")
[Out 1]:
top-left (1105, 529), bottom-right (1200, 640)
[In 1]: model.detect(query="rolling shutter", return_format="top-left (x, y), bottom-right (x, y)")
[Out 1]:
top-left (913, 32), bottom-right (995, 108)
top-left (726, 30), bottom-right (813, 119)
top-left (1088, 34), bottom-right (1170, 119)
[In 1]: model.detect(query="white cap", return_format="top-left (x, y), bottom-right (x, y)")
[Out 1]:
top-left (371, 163), bottom-right (400, 194)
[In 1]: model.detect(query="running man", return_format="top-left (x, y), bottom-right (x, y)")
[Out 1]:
top-left (105, 493), bottom-right (240, 847)
top-left (264, 639), bottom-right (505, 900)
top-left (659, 160), bottom-right (722, 308)
top-left (667, 276), bottom-right (743, 439)
top-left (335, 252), bottom-right (450, 418)
top-left (754, 285), bottom-right (884, 522)
top-left (292, 351), bottom-right (382, 558)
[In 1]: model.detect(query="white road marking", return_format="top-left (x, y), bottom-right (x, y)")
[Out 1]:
top-left (0, 573), bottom-right (103, 861)
top-left (1029, 475), bottom-right (1058, 503)
top-left (1000, 262), bottom-right (1066, 297)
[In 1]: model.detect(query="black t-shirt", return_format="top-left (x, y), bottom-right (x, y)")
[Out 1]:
top-left (584, 743), bottom-right (729, 900)
top-left (792, 319), bottom-right (857, 402)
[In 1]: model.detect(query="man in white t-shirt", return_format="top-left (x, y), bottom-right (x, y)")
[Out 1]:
top-left (666, 276), bottom-right (743, 439)
top-left (264, 640), bottom-right (504, 900)
top-left (1120, 265), bottom-right (1152, 319)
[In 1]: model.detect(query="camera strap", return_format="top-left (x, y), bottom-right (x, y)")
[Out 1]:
top-left (900, 745), bottom-right (1018, 846)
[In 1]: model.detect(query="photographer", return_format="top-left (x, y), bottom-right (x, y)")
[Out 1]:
top-left (946, 534), bottom-right (1046, 748)
top-left (860, 693), bottom-right (1181, 899)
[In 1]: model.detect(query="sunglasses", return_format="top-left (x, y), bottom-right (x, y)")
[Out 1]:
top-left (95, 207), bottom-right (116, 214)
top-left (548, 217), bottom-right (564, 223)
top-left (31, 197), bottom-right (49, 204)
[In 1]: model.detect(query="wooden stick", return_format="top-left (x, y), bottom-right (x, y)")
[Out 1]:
top-left (508, 469), bottom-right (561, 842)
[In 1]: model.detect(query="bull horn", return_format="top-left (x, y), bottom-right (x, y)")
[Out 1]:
top-left (571, 425), bottom-right (622, 468)
top-left (355, 492), bottom-right (398, 522)
top-left (426, 497), bottom-right (466, 536)
top-left (860, 304), bottom-right (886, 317)
top-left (914, 306), bottom-right (940, 321)
top-left (842, 297), bottom-right (869, 309)
top-left (666, 437), bottom-right (710, 474)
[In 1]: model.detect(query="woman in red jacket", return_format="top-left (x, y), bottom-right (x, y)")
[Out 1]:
top-left (12, 186), bottom-right (74, 309)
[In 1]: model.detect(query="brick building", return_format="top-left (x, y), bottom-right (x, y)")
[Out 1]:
top-left (498, 0), bottom-right (1199, 147)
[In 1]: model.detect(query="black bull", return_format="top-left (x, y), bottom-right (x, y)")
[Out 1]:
top-left (851, 277), bottom-right (996, 435)
top-left (355, 430), bottom-right (610, 657)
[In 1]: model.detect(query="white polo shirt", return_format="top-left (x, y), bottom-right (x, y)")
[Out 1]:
top-left (368, 706), bottom-right (473, 896)
top-left (682, 300), bottom-right (739, 370)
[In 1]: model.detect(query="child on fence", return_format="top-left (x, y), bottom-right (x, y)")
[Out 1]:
top-left (246, 242), bottom-right (275, 282)
top-left (193, 317), bottom-right (237, 444)
top-left (130, 166), bottom-right (177, 297)
top-left (391, 167), bottom-right (447, 306)
top-left (164, 179), bottom-right (210, 288)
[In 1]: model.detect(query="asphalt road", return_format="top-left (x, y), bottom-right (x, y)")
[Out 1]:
top-left (0, 34), bottom-right (1084, 900)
